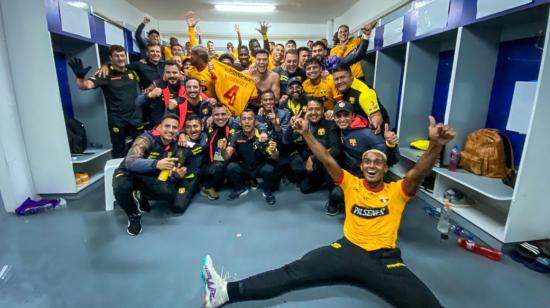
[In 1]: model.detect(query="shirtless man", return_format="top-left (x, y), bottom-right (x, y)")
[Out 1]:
top-left (243, 49), bottom-right (280, 112)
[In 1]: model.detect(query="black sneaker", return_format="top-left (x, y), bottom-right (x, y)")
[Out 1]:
top-left (325, 201), bottom-right (339, 216)
top-left (133, 191), bottom-right (151, 213)
top-left (249, 179), bottom-right (259, 190)
top-left (262, 190), bottom-right (276, 205)
top-left (227, 188), bottom-right (249, 200)
top-left (127, 214), bottom-right (142, 236)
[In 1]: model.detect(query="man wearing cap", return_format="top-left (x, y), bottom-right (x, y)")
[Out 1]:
top-left (280, 77), bottom-right (307, 117)
top-left (330, 100), bottom-right (399, 214)
top-left (201, 115), bottom-right (455, 308)
top-left (135, 16), bottom-right (172, 60)
top-left (333, 100), bottom-right (399, 172)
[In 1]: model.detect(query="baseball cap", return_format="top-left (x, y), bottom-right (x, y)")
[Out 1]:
top-left (333, 100), bottom-right (354, 114)
top-left (287, 76), bottom-right (302, 87)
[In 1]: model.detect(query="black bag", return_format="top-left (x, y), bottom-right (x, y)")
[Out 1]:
top-left (499, 132), bottom-right (517, 188)
top-left (66, 118), bottom-right (87, 154)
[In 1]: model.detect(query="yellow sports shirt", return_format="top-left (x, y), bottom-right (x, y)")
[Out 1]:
top-left (336, 170), bottom-right (413, 251)
top-left (346, 78), bottom-right (380, 118)
top-left (211, 59), bottom-right (256, 116)
top-left (187, 65), bottom-right (216, 98)
top-left (331, 37), bottom-right (364, 79)
top-left (302, 75), bottom-right (342, 110)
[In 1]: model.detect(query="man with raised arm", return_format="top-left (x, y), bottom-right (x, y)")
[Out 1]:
top-left (135, 16), bottom-right (172, 60)
top-left (69, 45), bottom-right (143, 158)
top-left (201, 115), bottom-right (454, 308)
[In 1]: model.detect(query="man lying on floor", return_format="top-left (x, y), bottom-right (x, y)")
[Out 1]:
top-left (201, 115), bottom-right (455, 308)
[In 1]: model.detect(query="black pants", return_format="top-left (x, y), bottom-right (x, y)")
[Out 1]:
top-left (300, 167), bottom-right (343, 207)
top-left (225, 161), bottom-right (280, 192)
top-left (288, 152), bottom-right (306, 182)
top-left (172, 177), bottom-right (200, 214)
top-left (201, 161), bottom-right (227, 190)
top-left (112, 169), bottom-right (176, 216)
top-left (108, 124), bottom-right (142, 158)
top-left (227, 237), bottom-right (441, 308)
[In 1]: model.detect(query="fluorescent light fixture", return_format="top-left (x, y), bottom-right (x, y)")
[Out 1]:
top-left (64, 0), bottom-right (90, 10)
top-left (214, 3), bottom-right (276, 13)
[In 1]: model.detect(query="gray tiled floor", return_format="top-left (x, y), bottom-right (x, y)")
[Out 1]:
top-left (1, 183), bottom-right (549, 308)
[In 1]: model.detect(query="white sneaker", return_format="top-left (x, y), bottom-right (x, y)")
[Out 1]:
top-left (202, 255), bottom-right (229, 308)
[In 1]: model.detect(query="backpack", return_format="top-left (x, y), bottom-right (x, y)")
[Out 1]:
top-left (459, 128), bottom-right (514, 180)
top-left (66, 118), bottom-right (88, 154)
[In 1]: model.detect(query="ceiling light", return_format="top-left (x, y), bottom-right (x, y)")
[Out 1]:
top-left (65, 1), bottom-right (90, 10)
top-left (214, 3), bottom-right (276, 13)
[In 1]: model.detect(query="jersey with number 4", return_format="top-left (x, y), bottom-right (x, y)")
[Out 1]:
top-left (211, 59), bottom-right (257, 116)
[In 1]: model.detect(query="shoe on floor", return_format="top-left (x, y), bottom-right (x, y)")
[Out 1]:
top-left (133, 190), bottom-right (151, 213)
top-left (262, 190), bottom-right (276, 205)
top-left (325, 201), bottom-right (340, 216)
top-left (127, 214), bottom-right (142, 236)
top-left (200, 187), bottom-right (220, 200)
top-left (227, 188), bottom-right (249, 200)
top-left (202, 255), bottom-right (229, 308)
top-left (249, 178), bottom-right (259, 190)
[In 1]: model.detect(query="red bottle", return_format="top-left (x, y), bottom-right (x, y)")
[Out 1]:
top-left (457, 239), bottom-right (502, 261)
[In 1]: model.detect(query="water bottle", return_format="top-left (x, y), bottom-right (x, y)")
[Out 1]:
top-left (437, 201), bottom-right (451, 239)
top-left (448, 145), bottom-right (459, 172)
top-left (450, 225), bottom-right (475, 240)
top-left (457, 239), bottom-right (502, 261)
top-left (158, 154), bottom-right (174, 181)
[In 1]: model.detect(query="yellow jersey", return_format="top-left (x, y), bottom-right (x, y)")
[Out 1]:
top-left (211, 59), bottom-right (257, 116)
top-left (302, 75), bottom-right (342, 110)
top-left (331, 37), bottom-right (364, 79)
top-left (336, 170), bottom-right (413, 251)
top-left (187, 65), bottom-right (216, 98)
top-left (345, 78), bottom-right (380, 118)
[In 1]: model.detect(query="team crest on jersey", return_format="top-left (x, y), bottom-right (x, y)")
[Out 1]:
top-left (320, 89), bottom-right (327, 95)
top-left (202, 108), bottom-right (209, 114)
top-left (230, 128), bottom-right (236, 134)
top-left (351, 205), bottom-right (389, 218)
top-left (349, 138), bottom-right (357, 146)
top-left (369, 101), bottom-right (376, 110)
top-left (317, 128), bottom-right (326, 136)
top-left (128, 73), bottom-right (134, 80)
top-left (379, 195), bottom-right (389, 204)
top-left (178, 187), bottom-right (186, 194)
top-left (349, 97), bottom-right (356, 104)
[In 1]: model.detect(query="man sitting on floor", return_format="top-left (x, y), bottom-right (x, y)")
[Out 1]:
top-left (201, 115), bottom-right (455, 308)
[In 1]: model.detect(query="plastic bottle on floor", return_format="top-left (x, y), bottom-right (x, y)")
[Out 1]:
top-left (437, 200), bottom-right (451, 239)
top-left (450, 225), bottom-right (475, 240)
top-left (457, 239), bottom-right (502, 261)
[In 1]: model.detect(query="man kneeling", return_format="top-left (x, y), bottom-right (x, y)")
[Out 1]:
top-left (201, 115), bottom-right (454, 307)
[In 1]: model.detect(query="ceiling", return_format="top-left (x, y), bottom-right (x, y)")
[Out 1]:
top-left (126, 0), bottom-right (360, 24)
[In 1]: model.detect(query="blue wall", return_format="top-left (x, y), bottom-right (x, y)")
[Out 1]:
top-left (486, 37), bottom-right (543, 166)
top-left (53, 52), bottom-right (74, 118)
top-left (394, 62), bottom-right (405, 129)
top-left (431, 50), bottom-right (454, 123)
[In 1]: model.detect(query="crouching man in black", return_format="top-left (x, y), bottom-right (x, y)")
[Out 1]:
top-left (172, 114), bottom-right (209, 214)
top-left (221, 109), bottom-right (281, 205)
top-left (113, 114), bottom-right (205, 236)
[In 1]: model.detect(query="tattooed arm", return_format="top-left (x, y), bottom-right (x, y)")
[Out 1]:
top-left (123, 136), bottom-right (158, 174)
